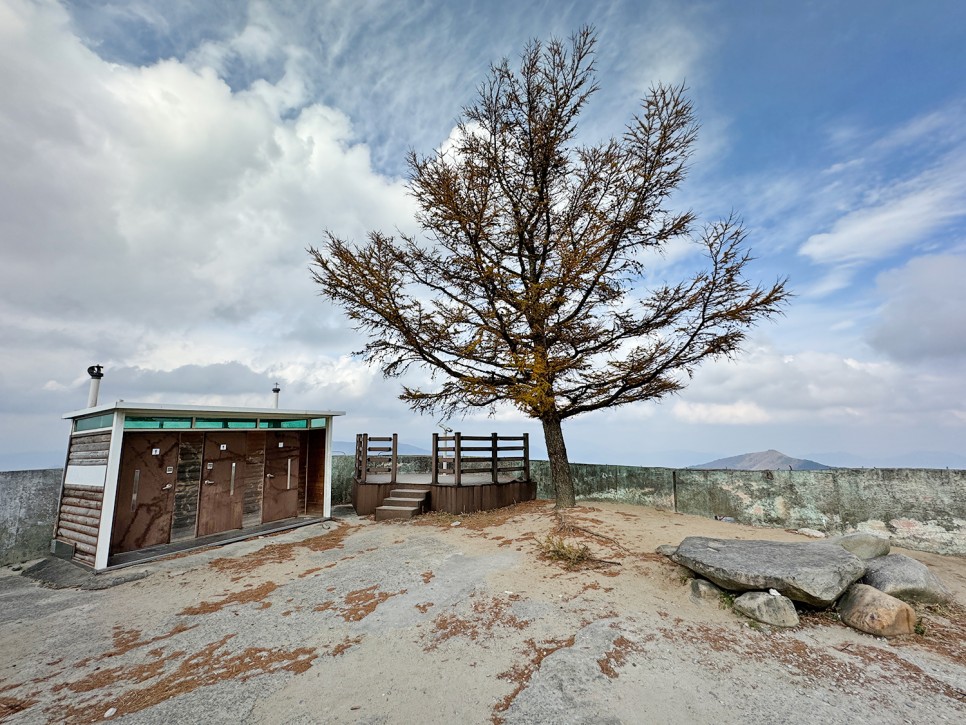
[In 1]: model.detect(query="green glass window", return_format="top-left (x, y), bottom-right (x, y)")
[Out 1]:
top-left (226, 419), bottom-right (256, 429)
top-left (125, 416), bottom-right (192, 429)
top-left (74, 412), bottom-right (114, 432)
top-left (280, 419), bottom-right (308, 429)
top-left (194, 418), bottom-right (227, 429)
top-left (258, 420), bottom-right (281, 429)
top-left (310, 418), bottom-right (327, 428)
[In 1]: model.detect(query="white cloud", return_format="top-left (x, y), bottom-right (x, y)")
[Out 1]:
top-left (672, 400), bottom-right (770, 425)
top-left (867, 254), bottom-right (966, 362)
top-left (800, 162), bottom-right (966, 264)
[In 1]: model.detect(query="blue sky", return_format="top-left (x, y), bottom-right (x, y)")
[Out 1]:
top-left (1, 0), bottom-right (965, 469)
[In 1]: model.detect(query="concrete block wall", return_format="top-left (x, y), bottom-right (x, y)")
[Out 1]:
top-left (549, 465), bottom-right (966, 556)
top-left (0, 469), bottom-right (62, 566)
top-left (5, 462), bottom-right (964, 564)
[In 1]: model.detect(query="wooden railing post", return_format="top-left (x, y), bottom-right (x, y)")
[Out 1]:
top-left (431, 433), bottom-right (439, 484)
top-left (360, 433), bottom-right (369, 483)
top-left (454, 431), bottom-right (462, 487)
top-left (491, 432), bottom-right (499, 484)
top-left (391, 433), bottom-right (398, 483)
top-left (523, 432), bottom-right (530, 482)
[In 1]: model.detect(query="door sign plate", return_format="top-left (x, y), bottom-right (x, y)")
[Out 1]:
top-left (152, 448), bottom-right (160, 455)
top-left (220, 444), bottom-right (227, 451)
top-left (207, 462), bottom-right (214, 470)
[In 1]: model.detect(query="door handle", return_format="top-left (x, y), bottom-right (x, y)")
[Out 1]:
top-left (266, 473), bottom-right (275, 479)
top-left (161, 483), bottom-right (173, 491)
top-left (204, 479), bottom-right (215, 485)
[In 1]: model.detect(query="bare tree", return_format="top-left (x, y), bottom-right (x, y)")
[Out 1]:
top-left (309, 27), bottom-right (788, 508)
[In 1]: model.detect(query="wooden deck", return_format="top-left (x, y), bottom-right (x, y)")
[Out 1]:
top-left (352, 433), bottom-right (536, 516)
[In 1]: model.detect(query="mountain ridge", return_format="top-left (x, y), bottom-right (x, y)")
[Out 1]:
top-left (689, 449), bottom-right (830, 471)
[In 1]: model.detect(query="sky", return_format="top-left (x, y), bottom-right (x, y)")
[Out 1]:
top-left (2, 0), bottom-right (965, 470)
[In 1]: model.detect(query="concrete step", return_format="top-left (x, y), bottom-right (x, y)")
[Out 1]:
top-left (389, 489), bottom-right (428, 500)
top-left (375, 505), bottom-right (420, 521)
top-left (382, 497), bottom-right (425, 507)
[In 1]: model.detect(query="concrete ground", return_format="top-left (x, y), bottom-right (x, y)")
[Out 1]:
top-left (0, 501), bottom-right (964, 724)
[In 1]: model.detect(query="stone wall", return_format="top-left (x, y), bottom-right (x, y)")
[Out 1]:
top-left (0, 469), bottom-right (62, 566)
top-left (5, 462), bottom-right (964, 565)
top-left (531, 464), bottom-right (966, 556)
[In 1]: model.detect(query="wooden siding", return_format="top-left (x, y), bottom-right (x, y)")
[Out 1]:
top-left (305, 429), bottom-right (328, 511)
top-left (67, 432), bottom-right (111, 466)
top-left (431, 481), bottom-right (535, 515)
top-left (242, 431), bottom-right (266, 528)
top-left (55, 484), bottom-right (103, 566)
top-left (172, 433), bottom-right (203, 541)
top-left (351, 480), bottom-right (535, 516)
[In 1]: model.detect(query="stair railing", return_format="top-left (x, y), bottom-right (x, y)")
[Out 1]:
top-left (354, 433), bottom-right (398, 482)
top-left (431, 432), bottom-right (530, 486)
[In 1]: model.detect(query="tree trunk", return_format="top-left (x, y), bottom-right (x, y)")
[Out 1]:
top-left (541, 412), bottom-right (575, 508)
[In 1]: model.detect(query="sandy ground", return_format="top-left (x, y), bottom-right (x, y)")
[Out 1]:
top-left (1, 500), bottom-right (964, 724)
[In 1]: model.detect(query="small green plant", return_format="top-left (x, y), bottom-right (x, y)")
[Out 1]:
top-left (914, 618), bottom-right (927, 636)
top-left (718, 591), bottom-right (735, 610)
top-left (538, 535), bottom-right (591, 569)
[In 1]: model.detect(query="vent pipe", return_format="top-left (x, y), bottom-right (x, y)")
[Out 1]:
top-left (87, 365), bottom-right (104, 408)
top-left (272, 382), bottom-right (281, 409)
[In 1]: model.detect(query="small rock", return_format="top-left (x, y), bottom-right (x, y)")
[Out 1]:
top-left (862, 553), bottom-right (951, 604)
top-left (826, 532), bottom-right (890, 560)
top-left (450, 521), bottom-right (461, 527)
top-left (655, 544), bottom-right (678, 557)
top-left (768, 588), bottom-right (780, 597)
top-left (714, 516), bottom-right (736, 523)
top-left (733, 591), bottom-right (800, 627)
top-left (104, 707), bottom-right (117, 718)
top-left (797, 528), bottom-right (826, 538)
top-left (837, 583), bottom-right (916, 637)
top-left (690, 578), bottom-right (723, 603)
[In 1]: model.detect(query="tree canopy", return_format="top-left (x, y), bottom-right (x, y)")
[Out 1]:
top-left (309, 27), bottom-right (789, 507)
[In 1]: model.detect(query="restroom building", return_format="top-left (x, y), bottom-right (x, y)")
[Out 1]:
top-left (55, 400), bottom-right (343, 571)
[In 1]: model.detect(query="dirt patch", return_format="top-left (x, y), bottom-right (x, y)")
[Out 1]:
top-left (59, 635), bottom-right (316, 723)
top-left (597, 635), bottom-right (644, 678)
top-left (426, 594), bottom-right (530, 651)
top-left (413, 500), bottom-right (554, 531)
top-left (0, 696), bottom-right (37, 722)
top-left (100, 623), bottom-right (196, 659)
top-left (329, 637), bottom-right (363, 656)
top-left (492, 636), bottom-right (576, 722)
top-left (207, 523), bottom-right (358, 576)
top-left (341, 586), bottom-right (407, 622)
top-left (313, 586), bottom-right (407, 622)
top-left (180, 581), bottom-right (278, 615)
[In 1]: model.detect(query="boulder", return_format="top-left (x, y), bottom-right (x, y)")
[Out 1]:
top-left (672, 537), bottom-right (865, 607)
top-left (837, 583), bottom-right (916, 637)
top-left (861, 553), bottom-right (952, 604)
top-left (733, 591), bottom-right (799, 627)
top-left (655, 544), bottom-right (678, 557)
top-left (826, 532), bottom-right (890, 560)
top-left (690, 578), bottom-right (723, 603)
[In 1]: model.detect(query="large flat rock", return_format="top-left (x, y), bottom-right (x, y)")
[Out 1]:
top-left (672, 537), bottom-right (865, 607)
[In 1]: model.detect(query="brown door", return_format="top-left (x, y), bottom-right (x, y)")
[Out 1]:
top-left (111, 433), bottom-right (179, 554)
top-left (262, 431), bottom-right (300, 523)
top-left (197, 432), bottom-right (245, 536)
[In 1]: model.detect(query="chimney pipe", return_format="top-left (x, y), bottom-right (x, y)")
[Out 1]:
top-left (272, 382), bottom-right (281, 409)
top-left (87, 365), bottom-right (104, 408)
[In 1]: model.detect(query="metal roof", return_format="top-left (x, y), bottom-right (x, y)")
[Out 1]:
top-left (63, 401), bottom-right (345, 420)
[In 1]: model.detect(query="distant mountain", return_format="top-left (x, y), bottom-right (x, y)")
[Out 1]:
top-left (804, 450), bottom-right (966, 469)
top-left (690, 449), bottom-right (830, 471)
